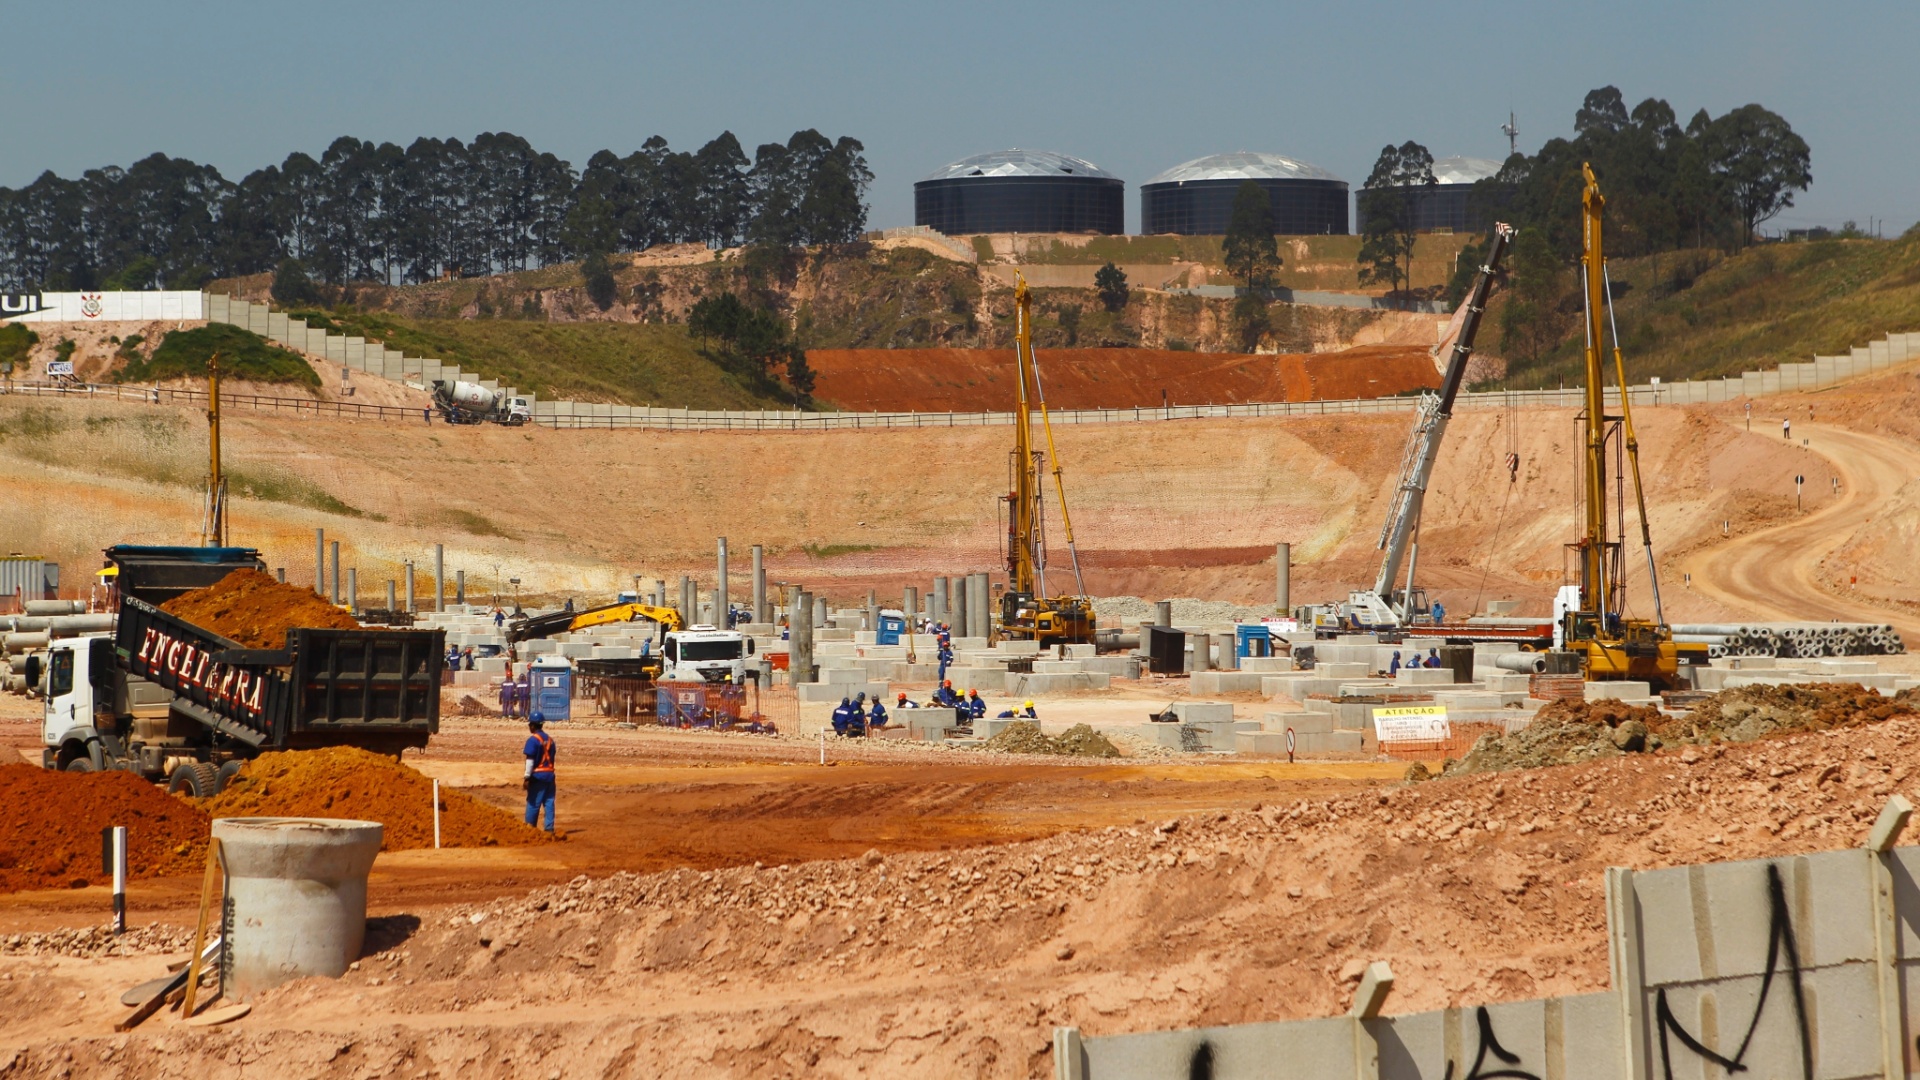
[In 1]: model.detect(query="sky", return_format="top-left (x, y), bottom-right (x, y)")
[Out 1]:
top-left (2, 0), bottom-right (1912, 237)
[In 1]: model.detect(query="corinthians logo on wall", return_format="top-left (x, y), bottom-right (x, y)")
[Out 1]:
top-left (79, 293), bottom-right (103, 318)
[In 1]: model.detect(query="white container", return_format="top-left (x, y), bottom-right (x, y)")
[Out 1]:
top-left (213, 817), bottom-right (384, 1000)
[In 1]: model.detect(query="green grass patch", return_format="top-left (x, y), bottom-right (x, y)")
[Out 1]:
top-left (801, 542), bottom-right (877, 559)
top-left (439, 508), bottom-right (513, 538)
top-left (118, 324), bottom-right (320, 386)
top-left (0, 405), bottom-right (64, 442)
top-left (291, 312), bottom-right (793, 410)
top-left (226, 466), bottom-right (380, 519)
top-left (0, 324), bottom-right (39, 373)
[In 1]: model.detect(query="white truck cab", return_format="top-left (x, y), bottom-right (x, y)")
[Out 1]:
top-left (661, 625), bottom-right (753, 683)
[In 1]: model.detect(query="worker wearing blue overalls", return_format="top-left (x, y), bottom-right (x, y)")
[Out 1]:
top-left (523, 714), bottom-right (557, 832)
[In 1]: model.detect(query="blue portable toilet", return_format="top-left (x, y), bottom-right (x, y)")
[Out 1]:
top-left (876, 608), bottom-right (907, 646)
top-left (528, 654), bottom-right (573, 721)
top-left (1236, 624), bottom-right (1273, 660)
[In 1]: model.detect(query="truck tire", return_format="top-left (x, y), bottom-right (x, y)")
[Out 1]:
top-left (63, 757), bottom-right (95, 773)
top-left (215, 760), bottom-right (245, 792)
top-left (168, 763), bottom-right (220, 799)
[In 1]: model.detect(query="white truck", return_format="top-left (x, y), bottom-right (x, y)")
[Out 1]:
top-left (661, 625), bottom-right (755, 684)
top-left (431, 379), bottom-right (531, 425)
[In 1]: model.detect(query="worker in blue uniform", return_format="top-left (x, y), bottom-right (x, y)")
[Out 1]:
top-left (965, 689), bottom-right (987, 722)
top-left (523, 713), bottom-right (557, 833)
top-left (831, 696), bottom-right (857, 736)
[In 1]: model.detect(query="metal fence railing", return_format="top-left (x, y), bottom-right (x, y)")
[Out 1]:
top-left (0, 380), bottom-right (423, 421)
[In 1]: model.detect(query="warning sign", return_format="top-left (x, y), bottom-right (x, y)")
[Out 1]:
top-left (1372, 704), bottom-right (1450, 743)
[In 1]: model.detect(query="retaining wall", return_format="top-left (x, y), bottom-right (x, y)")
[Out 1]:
top-left (1056, 820), bottom-right (1920, 1079)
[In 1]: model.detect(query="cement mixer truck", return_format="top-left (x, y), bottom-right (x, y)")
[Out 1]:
top-left (432, 379), bottom-right (531, 425)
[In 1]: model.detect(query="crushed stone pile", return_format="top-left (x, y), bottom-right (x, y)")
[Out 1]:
top-left (1, 922), bottom-right (195, 958)
top-left (201, 747), bottom-right (548, 851)
top-left (160, 566), bottom-right (361, 648)
top-left (1443, 683), bottom-right (1920, 777)
top-left (983, 722), bottom-right (1121, 758)
top-left (1093, 595), bottom-right (1269, 626)
top-left (0, 764), bottom-right (207, 892)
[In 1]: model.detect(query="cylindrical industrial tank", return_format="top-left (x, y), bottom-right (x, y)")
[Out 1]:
top-left (214, 818), bottom-right (384, 1001)
top-left (1141, 152), bottom-right (1349, 236)
top-left (915, 149), bottom-right (1125, 235)
top-left (441, 380), bottom-right (497, 410)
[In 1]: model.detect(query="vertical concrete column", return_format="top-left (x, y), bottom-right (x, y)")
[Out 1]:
top-left (404, 562), bottom-right (415, 613)
top-left (1155, 600), bottom-right (1173, 628)
top-left (951, 578), bottom-right (968, 641)
top-left (386, 580), bottom-right (396, 612)
top-left (1191, 630), bottom-right (1212, 673)
top-left (330, 542), bottom-right (341, 605)
top-left (932, 577), bottom-right (950, 626)
top-left (678, 576), bottom-right (694, 622)
top-left (314, 529), bottom-right (326, 597)
top-left (455, 569), bottom-right (465, 606)
top-left (789, 587), bottom-right (814, 685)
top-left (813, 596), bottom-right (828, 629)
top-left (1275, 542), bottom-right (1291, 613)
top-left (969, 574), bottom-right (991, 640)
top-left (904, 587), bottom-right (918, 631)
top-left (716, 537), bottom-right (729, 627)
top-left (1218, 632), bottom-right (1238, 670)
top-left (275, 568), bottom-right (286, 583)
top-left (347, 569), bottom-right (358, 615)
top-left (434, 544), bottom-right (445, 613)
top-left (751, 544), bottom-right (766, 623)
top-left (865, 590), bottom-right (878, 632)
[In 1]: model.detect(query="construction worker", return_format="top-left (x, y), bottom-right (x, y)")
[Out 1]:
top-left (1783, 417), bottom-right (1791, 439)
top-left (965, 688), bottom-right (987, 721)
top-left (997, 700), bottom-right (1039, 720)
top-left (937, 639), bottom-right (955, 682)
top-left (897, 692), bottom-right (920, 710)
top-left (1388, 651), bottom-right (1402, 676)
top-left (523, 714), bottom-right (556, 833)
top-left (831, 696), bottom-right (857, 736)
top-left (867, 697), bottom-right (889, 730)
top-left (1430, 601), bottom-right (1445, 625)
top-left (933, 680), bottom-right (960, 708)
top-left (498, 677), bottom-right (514, 716)
top-left (1424, 648), bottom-right (1442, 669)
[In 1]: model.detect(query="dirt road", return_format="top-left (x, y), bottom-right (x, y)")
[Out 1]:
top-left (1681, 421), bottom-right (1920, 639)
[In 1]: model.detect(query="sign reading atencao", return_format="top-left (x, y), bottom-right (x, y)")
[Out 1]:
top-left (1371, 704), bottom-right (1450, 742)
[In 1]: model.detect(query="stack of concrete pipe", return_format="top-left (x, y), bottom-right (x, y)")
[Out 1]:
top-left (0, 605), bottom-right (115, 695)
top-left (1670, 623), bottom-right (1906, 659)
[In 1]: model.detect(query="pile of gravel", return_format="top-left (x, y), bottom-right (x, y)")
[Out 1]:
top-left (1093, 596), bottom-right (1273, 627)
top-left (983, 722), bottom-right (1121, 758)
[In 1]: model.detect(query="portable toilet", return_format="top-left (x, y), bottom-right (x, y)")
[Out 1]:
top-left (876, 608), bottom-right (907, 646)
top-left (1235, 623), bottom-right (1273, 659)
top-left (528, 654), bottom-right (573, 721)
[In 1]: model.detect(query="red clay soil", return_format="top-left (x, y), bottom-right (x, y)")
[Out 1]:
top-left (159, 567), bottom-right (361, 648)
top-left (200, 747), bottom-right (548, 852)
top-left (807, 344), bottom-right (1440, 412)
top-left (0, 764), bottom-right (208, 892)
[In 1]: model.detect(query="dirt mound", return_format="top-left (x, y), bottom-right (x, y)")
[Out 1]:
top-left (0, 764), bottom-right (208, 892)
top-left (1443, 698), bottom-right (1663, 776)
top-left (201, 747), bottom-right (546, 851)
top-left (806, 344), bottom-right (1439, 412)
top-left (160, 567), bottom-right (360, 648)
top-left (1655, 683), bottom-right (1920, 743)
top-left (983, 721), bottom-right (1121, 758)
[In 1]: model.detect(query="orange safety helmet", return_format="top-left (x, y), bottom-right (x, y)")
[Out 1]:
top-left (942, 679), bottom-right (952, 688)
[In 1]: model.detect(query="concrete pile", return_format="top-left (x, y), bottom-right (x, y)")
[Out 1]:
top-left (1672, 622), bottom-right (1905, 658)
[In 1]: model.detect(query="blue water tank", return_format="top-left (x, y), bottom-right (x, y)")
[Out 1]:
top-left (528, 655), bottom-right (573, 721)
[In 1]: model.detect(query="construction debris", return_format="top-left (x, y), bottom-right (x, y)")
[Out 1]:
top-left (982, 721), bottom-right (1121, 758)
top-left (159, 567), bottom-right (361, 648)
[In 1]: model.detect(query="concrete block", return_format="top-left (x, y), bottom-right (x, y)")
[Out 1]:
top-left (947, 666), bottom-right (1009, 693)
top-left (904, 707), bottom-right (960, 740)
top-left (978, 716), bottom-right (1028, 739)
top-left (797, 681), bottom-right (886, 703)
top-left (1063, 643), bottom-right (1095, 659)
top-left (820, 666), bottom-right (873, 685)
top-left (1189, 671), bottom-right (1266, 694)
top-left (1081, 656), bottom-right (1140, 679)
top-left (1175, 701), bottom-right (1235, 724)
top-left (591, 646), bottom-right (633, 660)
top-left (1314, 662), bottom-right (1370, 679)
top-left (473, 657), bottom-right (507, 674)
top-left (1136, 723), bottom-right (1186, 749)
top-left (1815, 660), bottom-right (1880, 676)
top-left (1261, 675), bottom-right (1313, 700)
top-left (1482, 673), bottom-right (1533, 693)
top-left (997, 640), bottom-right (1041, 656)
top-left (1292, 730), bottom-right (1364, 753)
top-left (520, 640), bottom-right (558, 655)
top-left (556, 642), bottom-right (595, 658)
top-left (1182, 719), bottom-right (1236, 750)
top-left (1583, 680), bottom-right (1652, 701)
top-left (1239, 656), bottom-right (1295, 673)
top-left (1235, 731), bottom-right (1292, 754)
top-left (888, 663), bottom-right (939, 682)
top-left (1395, 667), bottom-right (1456, 685)
top-left (1432, 691), bottom-right (1502, 710)
top-left (1266, 711), bottom-right (1333, 734)
top-left (1033, 660), bottom-right (1085, 673)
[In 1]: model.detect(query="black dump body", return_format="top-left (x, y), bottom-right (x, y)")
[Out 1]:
top-left (108, 548), bottom-right (443, 755)
top-left (106, 544), bottom-right (265, 606)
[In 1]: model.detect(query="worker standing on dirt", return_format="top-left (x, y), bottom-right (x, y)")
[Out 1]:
top-left (498, 678), bottom-right (514, 717)
top-left (867, 697), bottom-right (889, 730)
top-left (937, 639), bottom-right (954, 682)
top-left (523, 714), bottom-right (557, 833)
top-left (1783, 417), bottom-right (1791, 439)
top-left (1430, 601), bottom-right (1445, 625)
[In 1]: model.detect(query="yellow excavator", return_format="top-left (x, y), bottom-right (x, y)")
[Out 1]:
top-left (507, 601), bottom-right (683, 644)
top-left (997, 274), bottom-right (1095, 645)
top-left (1560, 163), bottom-right (1708, 689)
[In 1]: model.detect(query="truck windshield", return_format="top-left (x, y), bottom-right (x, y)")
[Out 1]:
top-left (49, 650), bottom-right (74, 698)
top-left (678, 640), bottom-right (742, 662)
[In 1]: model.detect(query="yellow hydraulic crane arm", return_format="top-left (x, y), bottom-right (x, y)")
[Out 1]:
top-left (508, 601), bottom-right (683, 643)
top-left (1009, 275), bottom-right (1040, 596)
top-left (1578, 164), bottom-right (1611, 619)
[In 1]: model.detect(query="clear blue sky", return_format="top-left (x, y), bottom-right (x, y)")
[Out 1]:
top-left (3, 0), bottom-right (1911, 237)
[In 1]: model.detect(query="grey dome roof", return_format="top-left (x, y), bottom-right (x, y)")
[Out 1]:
top-left (919, 149), bottom-right (1118, 183)
top-left (1432, 156), bottom-right (1503, 185)
top-left (1143, 152), bottom-right (1343, 186)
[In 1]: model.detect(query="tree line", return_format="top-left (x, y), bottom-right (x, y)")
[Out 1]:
top-left (0, 129), bottom-right (872, 293)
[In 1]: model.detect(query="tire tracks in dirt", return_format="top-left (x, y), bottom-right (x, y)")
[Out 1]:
top-left (1681, 421), bottom-right (1920, 640)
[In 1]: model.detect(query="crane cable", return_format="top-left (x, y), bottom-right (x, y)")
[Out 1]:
top-left (1026, 338), bottom-right (1087, 598)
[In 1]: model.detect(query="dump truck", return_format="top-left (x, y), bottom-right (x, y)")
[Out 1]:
top-left (431, 379), bottom-right (531, 425)
top-left (36, 545), bottom-right (445, 796)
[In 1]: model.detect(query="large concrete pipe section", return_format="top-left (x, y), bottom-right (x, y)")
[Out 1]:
top-left (716, 537), bottom-right (729, 627)
top-left (950, 579), bottom-right (967, 640)
top-left (789, 587), bottom-right (814, 685)
top-left (434, 544), bottom-right (445, 613)
top-left (679, 576), bottom-right (694, 623)
top-left (1155, 601), bottom-right (1173, 628)
top-left (455, 569), bottom-right (465, 606)
top-left (1275, 542), bottom-right (1290, 613)
top-left (23, 600), bottom-right (83, 616)
top-left (904, 587), bottom-right (918, 630)
top-left (348, 569), bottom-right (359, 615)
top-left (404, 562), bottom-right (415, 613)
top-left (1495, 653), bottom-right (1548, 674)
top-left (751, 544), bottom-right (766, 623)
top-left (932, 577), bottom-right (950, 627)
top-left (214, 817), bottom-right (384, 1001)
top-left (969, 574), bottom-right (990, 640)
top-left (331, 542), bottom-right (342, 605)
top-left (315, 529), bottom-right (326, 597)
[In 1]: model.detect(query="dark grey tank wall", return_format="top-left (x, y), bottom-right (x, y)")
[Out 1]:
top-left (915, 177), bottom-right (1125, 235)
top-left (1355, 184), bottom-right (1510, 235)
top-left (1140, 178), bottom-right (1349, 236)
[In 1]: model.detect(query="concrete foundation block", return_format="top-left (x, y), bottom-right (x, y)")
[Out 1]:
top-left (472, 657), bottom-right (507, 674)
top-left (556, 642), bottom-right (595, 659)
top-left (1395, 667), bottom-right (1456, 685)
top-left (1315, 662), bottom-right (1371, 679)
top-left (889, 663), bottom-right (940, 682)
top-left (591, 646), bottom-right (633, 660)
top-left (797, 681), bottom-right (887, 703)
top-left (1033, 660), bottom-right (1086, 673)
top-left (1081, 656), bottom-right (1141, 679)
top-left (1240, 656), bottom-right (1296, 673)
top-left (1266, 711), bottom-right (1333, 734)
top-left (998, 640), bottom-right (1041, 656)
top-left (1235, 731), bottom-right (1292, 754)
top-left (1482, 673), bottom-right (1533, 692)
top-left (1063, 644), bottom-right (1096, 659)
top-left (904, 707), bottom-right (960, 740)
top-left (451, 670), bottom-right (491, 687)
top-left (1261, 675), bottom-right (1313, 700)
top-left (1293, 730), bottom-right (1365, 753)
top-left (1174, 701), bottom-right (1235, 724)
top-left (947, 666), bottom-right (1009, 693)
top-left (978, 716), bottom-right (1028, 739)
top-left (1190, 671), bottom-right (1266, 694)
top-left (1584, 680), bottom-right (1652, 701)
top-left (820, 667), bottom-right (873, 685)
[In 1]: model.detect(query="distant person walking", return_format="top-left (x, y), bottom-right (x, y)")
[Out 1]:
top-left (1783, 417), bottom-right (1791, 439)
top-left (423, 408), bottom-right (432, 425)
top-left (523, 714), bottom-right (556, 832)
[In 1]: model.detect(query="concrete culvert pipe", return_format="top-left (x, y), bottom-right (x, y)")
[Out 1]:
top-left (213, 818), bottom-right (384, 1001)
top-left (4, 632), bottom-right (49, 654)
top-left (1495, 653), bottom-right (1547, 674)
top-left (23, 600), bottom-right (84, 616)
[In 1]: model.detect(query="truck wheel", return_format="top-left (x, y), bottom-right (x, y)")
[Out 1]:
top-left (168, 763), bottom-right (220, 799)
top-left (215, 760), bottom-right (245, 792)
top-left (63, 757), bottom-right (95, 773)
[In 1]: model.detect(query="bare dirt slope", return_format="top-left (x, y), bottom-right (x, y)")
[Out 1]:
top-left (807, 345), bottom-right (1440, 412)
top-left (2, 366), bottom-right (1915, 633)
